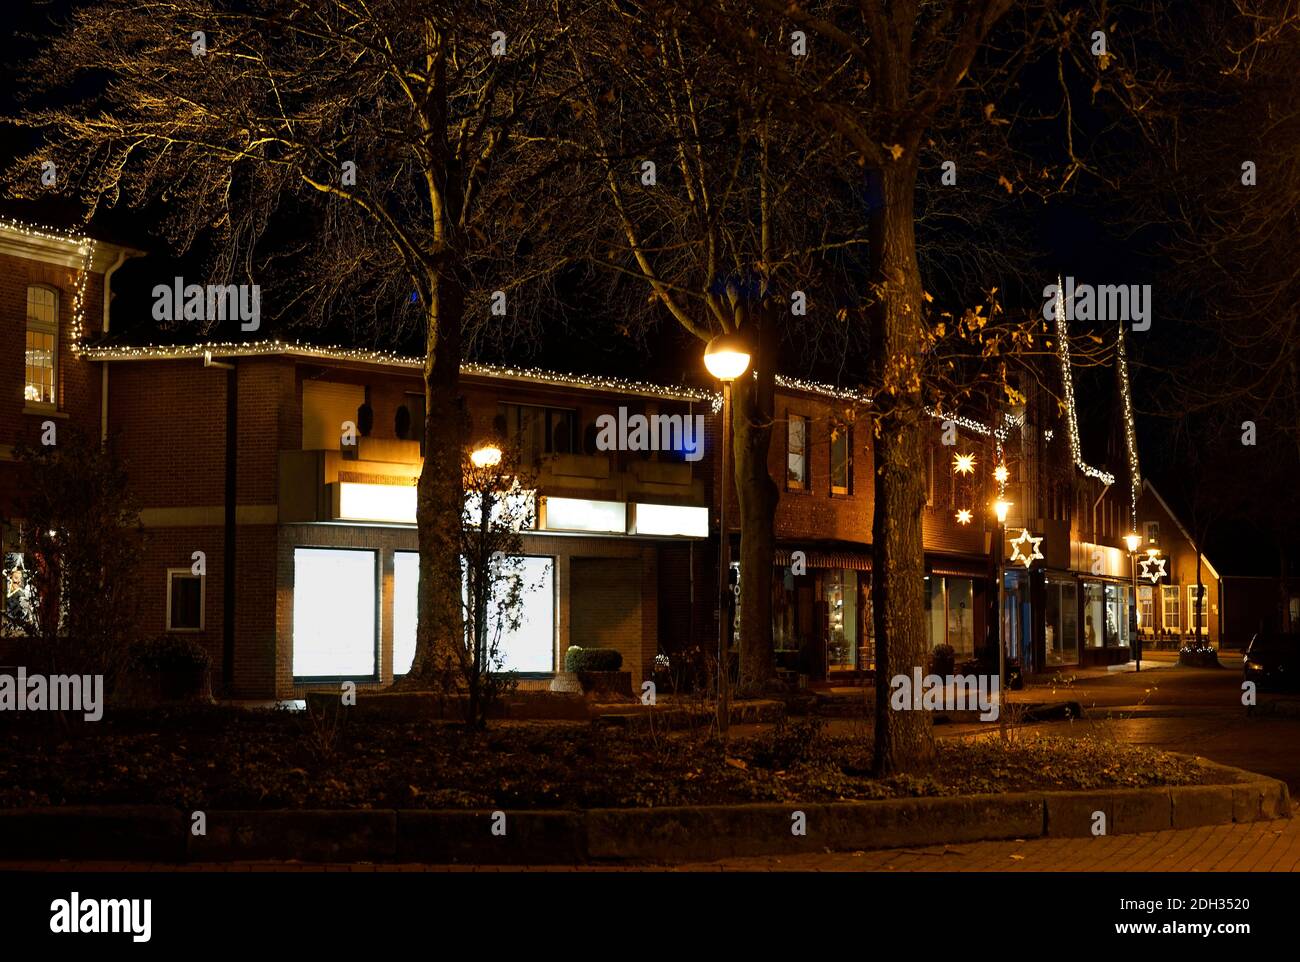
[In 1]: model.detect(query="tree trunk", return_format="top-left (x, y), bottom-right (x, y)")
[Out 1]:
top-left (405, 267), bottom-right (467, 691)
top-left (868, 162), bottom-right (935, 775)
top-left (732, 348), bottom-right (778, 691)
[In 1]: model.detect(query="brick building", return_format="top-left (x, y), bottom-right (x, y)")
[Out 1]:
top-left (3, 214), bottom-right (1191, 696)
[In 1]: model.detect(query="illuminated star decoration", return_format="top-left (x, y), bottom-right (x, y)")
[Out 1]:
top-left (993, 463), bottom-right (1010, 485)
top-left (953, 452), bottom-right (976, 475)
top-left (1139, 554), bottom-right (1167, 583)
top-left (1008, 528), bottom-right (1044, 568)
top-left (955, 509), bottom-right (973, 525)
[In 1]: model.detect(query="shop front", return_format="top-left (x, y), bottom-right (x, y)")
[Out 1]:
top-left (771, 548), bottom-right (873, 684)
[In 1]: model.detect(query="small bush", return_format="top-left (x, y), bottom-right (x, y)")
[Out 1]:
top-left (749, 718), bottom-right (828, 770)
top-left (929, 643), bottom-right (956, 677)
top-left (564, 646), bottom-right (623, 673)
top-left (1179, 644), bottom-right (1219, 668)
top-left (129, 634), bottom-right (212, 673)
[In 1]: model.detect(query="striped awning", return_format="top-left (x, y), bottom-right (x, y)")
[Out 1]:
top-left (773, 548), bottom-right (871, 571)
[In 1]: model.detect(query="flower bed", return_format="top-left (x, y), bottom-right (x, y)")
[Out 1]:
top-left (0, 708), bottom-right (1219, 811)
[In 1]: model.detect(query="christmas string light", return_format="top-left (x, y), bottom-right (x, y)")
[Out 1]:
top-left (1115, 324), bottom-right (1142, 530)
top-left (1053, 277), bottom-right (1117, 486)
top-left (1, 217), bottom-right (96, 351)
top-left (81, 339), bottom-right (720, 403)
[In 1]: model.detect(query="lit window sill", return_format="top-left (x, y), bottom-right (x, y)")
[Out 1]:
top-left (23, 405), bottom-right (69, 419)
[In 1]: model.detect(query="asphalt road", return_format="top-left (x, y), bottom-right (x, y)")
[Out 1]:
top-left (956, 663), bottom-right (1300, 793)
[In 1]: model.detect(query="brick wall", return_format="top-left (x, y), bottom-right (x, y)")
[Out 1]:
top-left (0, 250), bottom-right (105, 515)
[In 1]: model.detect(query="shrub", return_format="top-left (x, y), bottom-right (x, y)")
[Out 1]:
top-left (1179, 644), bottom-right (1219, 668)
top-left (749, 718), bottom-right (828, 770)
top-left (929, 643), bottom-right (956, 677)
top-left (564, 646), bottom-right (623, 672)
top-left (129, 634), bottom-right (212, 673)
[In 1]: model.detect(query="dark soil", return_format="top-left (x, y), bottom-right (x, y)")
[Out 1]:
top-left (0, 708), bottom-right (1221, 810)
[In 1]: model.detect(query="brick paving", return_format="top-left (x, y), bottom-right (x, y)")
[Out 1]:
top-left (0, 817), bottom-right (1293, 872)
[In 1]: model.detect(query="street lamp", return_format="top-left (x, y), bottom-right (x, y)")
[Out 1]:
top-left (1125, 532), bottom-right (1142, 672)
top-left (704, 333), bottom-right (751, 740)
top-left (992, 498), bottom-right (1011, 741)
top-left (470, 443), bottom-right (502, 468)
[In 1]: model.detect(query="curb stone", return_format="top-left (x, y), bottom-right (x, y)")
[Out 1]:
top-left (0, 767), bottom-right (1288, 864)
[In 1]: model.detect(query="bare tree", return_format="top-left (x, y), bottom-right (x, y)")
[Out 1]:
top-left (6, 0), bottom-right (586, 689)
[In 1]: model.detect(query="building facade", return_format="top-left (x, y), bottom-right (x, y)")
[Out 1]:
top-left (4, 214), bottom-right (1217, 696)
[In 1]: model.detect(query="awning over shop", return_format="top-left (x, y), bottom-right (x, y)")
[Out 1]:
top-left (773, 548), bottom-right (871, 571)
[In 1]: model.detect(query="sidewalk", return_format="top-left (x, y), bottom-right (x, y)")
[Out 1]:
top-left (1, 818), bottom-right (1294, 872)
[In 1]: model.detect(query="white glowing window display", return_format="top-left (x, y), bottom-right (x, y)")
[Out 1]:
top-left (543, 497), bottom-right (626, 533)
top-left (292, 547), bottom-right (377, 678)
top-left (392, 552), bottom-right (555, 675)
top-left (632, 502), bottom-right (708, 537)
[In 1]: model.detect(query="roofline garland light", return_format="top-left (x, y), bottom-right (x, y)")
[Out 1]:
top-left (1115, 323), bottom-right (1142, 529)
top-left (1054, 277), bottom-right (1117, 487)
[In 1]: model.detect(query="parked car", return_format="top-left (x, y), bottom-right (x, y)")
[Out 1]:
top-left (1242, 633), bottom-right (1300, 693)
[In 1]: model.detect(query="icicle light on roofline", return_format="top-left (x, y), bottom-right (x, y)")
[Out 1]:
top-left (1115, 324), bottom-right (1142, 529)
top-left (1053, 277), bottom-right (1117, 487)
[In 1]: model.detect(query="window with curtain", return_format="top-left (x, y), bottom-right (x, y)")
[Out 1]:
top-left (25, 286), bottom-right (58, 406)
top-left (830, 422), bottom-right (852, 495)
top-left (786, 415), bottom-right (808, 490)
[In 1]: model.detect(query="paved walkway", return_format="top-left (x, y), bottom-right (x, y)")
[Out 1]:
top-left (2, 818), bottom-right (1294, 872)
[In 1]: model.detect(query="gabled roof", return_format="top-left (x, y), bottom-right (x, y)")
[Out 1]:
top-left (1141, 478), bottom-right (1220, 581)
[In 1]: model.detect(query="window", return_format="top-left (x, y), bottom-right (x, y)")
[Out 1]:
top-left (293, 547), bottom-right (377, 679)
top-left (1144, 521), bottom-right (1160, 548)
top-left (825, 569), bottom-right (858, 670)
top-left (1138, 584), bottom-right (1153, 633)
top-left (393, 551), bottom-right (555, 675)
top-left (392, 552), bottom-right (419, 676)
top-left (923, 575), bottom-right (975, 660)
top-left (500, 403), bottom-right (576, 464)
top-left (1161, 585), bottom-right (1181, 632)
top-left (25, 286), bottom-right (58, 406)
top-left (830, 422), bottom-right (852, 495)
top-left (1187, 584), bottom-right (1209, 634)
top-left (786, 415), bottom-right (808, 490)
top-left (3, 553), bottom-right (34, 635)
top-left (166, 569), bottom-right (205, 631)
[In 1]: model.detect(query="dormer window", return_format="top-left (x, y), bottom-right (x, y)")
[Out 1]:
top-left (25, 286), bottom-right (58, 407)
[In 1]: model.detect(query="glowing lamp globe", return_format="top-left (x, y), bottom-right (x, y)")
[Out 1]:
top-left (993, 499), bottom-right (1011, 524)
top-left (703, 333), bottom-right (752, 382)
top-left (470, 444), bottom-right (502, 468)
top-left (1124, 533), bottom-right (1142, 554)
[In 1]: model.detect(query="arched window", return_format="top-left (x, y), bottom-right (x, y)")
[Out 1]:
top-left (25, 285), bottom-right (58, 406)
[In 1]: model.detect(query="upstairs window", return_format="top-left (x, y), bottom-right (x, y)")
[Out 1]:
top-left (830, 422), bottom-right (852, 495)
top-left (786, 414), bottom-right (808, 491)
top-left (500, 403), bottom-right (576, 464)
top-left (1144, 521), bottom-right (1160, 548)
top-left (25, 286), bottom-right (58, 406)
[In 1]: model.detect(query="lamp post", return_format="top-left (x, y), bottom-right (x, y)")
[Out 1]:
top-left (1125, 532), bottom-right (1142, 672)
top-left (703, 333), bottom-right (751, 741)
top-left (993, 497), bottom-right (1011, 742)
